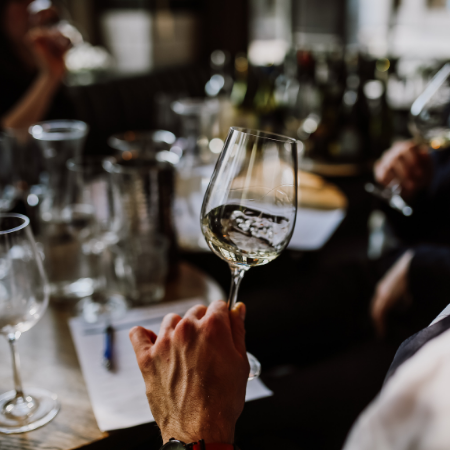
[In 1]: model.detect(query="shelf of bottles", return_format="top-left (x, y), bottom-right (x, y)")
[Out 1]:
top-left (226, 47), bottom-right (395, 168)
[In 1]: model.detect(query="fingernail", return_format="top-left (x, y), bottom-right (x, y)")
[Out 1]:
top-left (236, 302), bottom-right (246, 321)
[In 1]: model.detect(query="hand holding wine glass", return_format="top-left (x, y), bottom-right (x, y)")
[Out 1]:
top-left (200, 127), bottom-right (298, 379)
top-left (369, 63), bottom-right (450, 215)
top-left (0, 214), bottom-right (59, 434)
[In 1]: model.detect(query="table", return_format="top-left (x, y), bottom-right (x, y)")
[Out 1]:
top-left (0, 263), bottom-right (224, 450)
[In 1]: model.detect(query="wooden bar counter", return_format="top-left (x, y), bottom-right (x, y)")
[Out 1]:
top-left (0, 263), bottom-right (224, 450)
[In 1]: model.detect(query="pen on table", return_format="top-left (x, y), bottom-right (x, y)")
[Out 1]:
top-left (103, 324), bottom-right (114, 372)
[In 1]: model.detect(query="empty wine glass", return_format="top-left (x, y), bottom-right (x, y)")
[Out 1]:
top-left (0, 214), bottom-right (59, 434)
top-left (410, 63), bottom-right (450, 148)
top-left (200, 127), bottom-right (298, 380)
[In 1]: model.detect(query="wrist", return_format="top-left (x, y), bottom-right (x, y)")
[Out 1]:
top-left (160, 439), bottom-right (234, 450)
top-left (38, 70), bottom-right (64, 86)
top-left (161, 425), bottom-right (234, 446)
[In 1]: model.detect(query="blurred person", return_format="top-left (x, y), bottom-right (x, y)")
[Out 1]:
top-left (0, 0), bottom-right (73, 131)
top-left (372, 140), bottom-right (450, 335)
top-left (344, 305), bottom-right (450, 450)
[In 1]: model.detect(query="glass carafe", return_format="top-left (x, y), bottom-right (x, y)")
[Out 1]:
top-left (29, 120), bottom-right (89, 223)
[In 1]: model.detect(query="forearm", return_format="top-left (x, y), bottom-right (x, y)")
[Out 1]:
top-left (0, 72), bottom-right (61, 130)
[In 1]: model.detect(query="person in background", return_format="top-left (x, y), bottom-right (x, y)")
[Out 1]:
top-left (372, 140), bottom-right (450, 334)
top-left (0, 0), bottom-right (73, 131)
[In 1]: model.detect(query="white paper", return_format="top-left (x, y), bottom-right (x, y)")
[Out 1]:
top-left (288, 208), bottom-right (345, 251)
top-left (69, 298), bottom-right (273, 432)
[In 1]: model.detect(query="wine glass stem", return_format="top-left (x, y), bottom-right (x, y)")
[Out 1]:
top-left (7, 334), bottom-right (25, 400)
top-left (227, 265), bottom-right (246, 310)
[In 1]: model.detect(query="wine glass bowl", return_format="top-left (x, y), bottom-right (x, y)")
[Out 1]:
top-left (201, 128), bottom-right (298, 271)
top-left (410, 63), bottom-right (450, 147)
top-left (0, 214), bottom-right (59, 434)
top-left (200, 127), bottom-right (298, 380)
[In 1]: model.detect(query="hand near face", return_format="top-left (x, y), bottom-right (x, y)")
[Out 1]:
top-left (374, 140), bottom-right (432, 200)
top-left (129, 300), bottom-right (249, 445)
top-left (27, 27), bottom-right (70, 81)
top-left (371, 250), bottom-right (414, 336)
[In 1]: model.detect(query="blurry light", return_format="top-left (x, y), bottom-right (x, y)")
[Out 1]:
top-left (297, 140), bottom-right (305, 157)
top-left (431, 138), bottom-right (443, 149)
top-left (364, 80), bottom-right (384, 100)
top-left (156, 150), bottom-right (180, 164)
top-left (170, 145), bottom-right (183, 157)
top-left (343, 90), bottom-right (358, 106)
top-left (27, 194), bottom-right (39, 207)
top-left (209, 138), bottom-right (224, 154)
top-left (248, 39), bottom-right (289, 66)
top-left (205, 74), bottom-right (225, 97)
top-left (376, 59), bottom-right (390, 72)
top-left (28, 0), bottom-right (51, 14)
top-left (153, 130), bottom-right (176, 145)
top-left (302, 117), bottom-right (318, 134)
top-left (211, 50), bottom-right (226, 67)
top-left (30, 125), bottom-right (43, 138)
top-left (211, 74), bottom-right (225, 89)
top-left (235, 56), bottom-right (248, 73)
top-left (122, 151), bottom-right (132, 160)
top-left (197, 137), bottom-right (209, 148)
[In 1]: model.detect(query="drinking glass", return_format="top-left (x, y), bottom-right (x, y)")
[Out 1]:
top-left (0, 214), bottom-right (59, 433)
top-left (64, 158), bottom-right (127, 321)
top-left (366, 63), bottom-right (450, 216)
top-left (29, 120), bottom-right (88, 223)
top-left (0, 134), bottom-right (16, 213)
top-left (200, 127), bottom-right (298, 380)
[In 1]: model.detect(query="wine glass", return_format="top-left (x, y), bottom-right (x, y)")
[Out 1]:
top-left (65, 158), bottom-right (127, 323)
top-left (0, 214), bottom-right (59, 434)
top-left (200, 127), bottom-right (298, 380)
top-left (410, 63), bottom-right (450, 148)
top-left (366, 63), bottom-right (450, 216)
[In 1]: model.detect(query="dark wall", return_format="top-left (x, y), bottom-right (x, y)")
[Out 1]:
top-left (200, 0), bottom-right (249, 61)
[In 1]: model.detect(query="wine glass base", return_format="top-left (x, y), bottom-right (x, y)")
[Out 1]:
top-left (0, 388), bottom-right (60, 434)
top-left (247, 352), bottom-right (261, 381)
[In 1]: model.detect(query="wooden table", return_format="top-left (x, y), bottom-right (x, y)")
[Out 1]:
top-left (0, 263), bottom-right (224, 450)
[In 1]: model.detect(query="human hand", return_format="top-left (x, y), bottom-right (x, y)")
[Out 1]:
top-left (371, 250), bottom-right (414, 336)
top-left (129, 300), bottom-right (249, 445)
top-left (374, 140), bottom-right (432, 200)
top-left (27, 27), bottom-right (70, 81)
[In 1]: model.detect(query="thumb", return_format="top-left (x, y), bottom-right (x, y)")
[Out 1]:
top-left (230, 302), bottom-right (247, 357)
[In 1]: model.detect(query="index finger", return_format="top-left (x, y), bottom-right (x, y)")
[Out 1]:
top-left (204, 299), bottom-right (229, 320)
top-left (129, 326), bottom-right (157, 356)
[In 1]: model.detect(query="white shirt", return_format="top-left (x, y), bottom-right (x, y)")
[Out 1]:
top-left (343, 321), bottom-right (450, 450)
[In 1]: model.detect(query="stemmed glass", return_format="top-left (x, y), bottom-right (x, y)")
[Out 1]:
top-left (200, 127), bottom-right (298, 380)
top-left (0, 214), bottom-right (59, 433)
top-left (366, 63), bottom-right (450, 215)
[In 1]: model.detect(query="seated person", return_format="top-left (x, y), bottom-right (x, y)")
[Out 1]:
top-left (129, 299), bottom-right (450, 450)
top-left (0, 0), bottom-right (72, 131)
top-left (372, 140), bottom-right (450, 334)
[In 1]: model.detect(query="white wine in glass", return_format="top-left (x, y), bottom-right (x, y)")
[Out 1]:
top-left (201, 127), bottom-right (299, 380)
top-left (0, 214), bottom-right (59, 434)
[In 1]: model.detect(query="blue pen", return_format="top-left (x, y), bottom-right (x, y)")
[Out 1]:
top-left (103, 325), bottom-right (114, 371)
